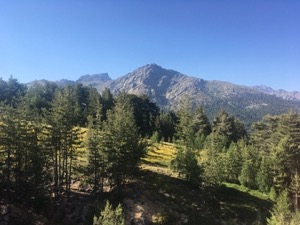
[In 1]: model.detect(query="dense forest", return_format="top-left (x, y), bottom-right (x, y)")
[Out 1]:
top-left (0, 77), bottom-right (300, 225)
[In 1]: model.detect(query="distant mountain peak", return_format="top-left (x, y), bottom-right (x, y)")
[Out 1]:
top-left (139, 63), bottom-right (162, 70)
top-left (76, 73), bottom-right (111, 83)
top-left (131, 64), bottom-right (166, 76)
top-left (126, 64), bottom-right (186, 83)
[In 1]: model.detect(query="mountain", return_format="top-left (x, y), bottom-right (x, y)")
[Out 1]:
top-left (76, 73), bottom-right (111, 85)
top-left (103, 64), bottom-right (300, 125)
top-left (27, 79), bottom-right (75, 88)
top-left (26, 64), bottom-right (300, 126)
top-left (27, 73), bottom-right (112, 89)
top-left (253, 85), bottom-right (300, 101)
top-left (107, 64), bottom-right (207, 106)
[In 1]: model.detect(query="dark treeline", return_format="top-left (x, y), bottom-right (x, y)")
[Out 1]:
top-left (0, 77), bottom-right (300, 224)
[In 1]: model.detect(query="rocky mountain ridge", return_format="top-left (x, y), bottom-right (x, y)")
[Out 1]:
top-left (253, 85), bottom-right (300, 101)
top-left (27, 64), bottom-right (300, 103)
top-left (26, 64), bottom-right (300, 125)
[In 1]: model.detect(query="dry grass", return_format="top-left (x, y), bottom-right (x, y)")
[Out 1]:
top-left (141, 141), bottom-right (178, 178)
top-left (143, 142), bottom-right (176, 165)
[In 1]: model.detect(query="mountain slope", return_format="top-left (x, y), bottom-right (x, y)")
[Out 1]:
top-left (103, 64), bottom-right (300, 126)
top-left (27, 73), bottom-right (112, 89)
top-left (107, 64), bottom-right (207, 106)
top-left (26, 64), bottom-right (300, 126)
top-left (76, 73), bottom-right (111, 86)
top-left (254, 85), bottom-right (300, 101)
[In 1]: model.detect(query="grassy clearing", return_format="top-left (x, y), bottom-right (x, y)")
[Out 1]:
top-left (143, 142), bottom-right (176, 166)
top-left (140, 142), bottom-right (178, 178)
top-left (139, 141), bottom-right (273, 224)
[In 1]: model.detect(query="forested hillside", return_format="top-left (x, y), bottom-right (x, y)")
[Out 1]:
top-left (1, 77), bottom-right (300, 225)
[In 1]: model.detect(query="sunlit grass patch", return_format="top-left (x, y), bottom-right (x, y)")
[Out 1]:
top-left (141, 142), bottom-right (177, 176)
top-left (142, 142), bottom-right (176, 166)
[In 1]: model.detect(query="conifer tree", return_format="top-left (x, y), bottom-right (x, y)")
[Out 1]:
top-left (155, 111), bottom-right (177, 142)
top-left (267, 190), bottom-right (291, 225)
top-left (290, 172), bottom-right (300, 209)
top-left (86, 115), bottom-right (105, 193)
top-left (238, 145), bottom-right (258, 188)
top-left (101, 93), bottom-right (146, 189)
top-left (224, 142), bottom-right (242, 183)
top-left (0, 105), bottom-right (18, 190)
top-left (93, 201), bottom-right (125, 225)
top-left (171, 96), bottom-right (203, 186)
top-left (171, 142), bottom-right (202, 185)
top-left (256, 155), bottom-right (272, 193)
top-left (101, 88), bottom-right (114, 120)
top-left (193, 106), bottom-right (211, 138)
top-left (193, 106), bottom-right (211, 149)
top-left (44, 86), bottom-right (82, 197)
top-left (212, 109), bottom-right (234, 148)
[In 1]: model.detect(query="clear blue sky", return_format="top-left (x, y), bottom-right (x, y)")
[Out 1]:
top-left (0, 0), bottom-right (299, 91)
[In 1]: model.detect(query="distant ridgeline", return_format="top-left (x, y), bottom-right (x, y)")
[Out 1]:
top-left (24, 64), bottom-right (300, 127)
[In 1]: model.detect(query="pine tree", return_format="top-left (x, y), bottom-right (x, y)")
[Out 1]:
top-left (93, 201), bottom-right (125, 225)
top-left (193, 106), bottom-right (211, 149)
top-left (0, 105), bottom-right (18, 191)
top-left (86, 115), bottom-right (105, 193)
top-left (0, 103), bottom-right (50, 203)
top-left (176, 96), bottom-right (195, 148)
top-left (267, 190), bottom-right (291, 225)
top-left (171, 142), bottom-right (201, 186)
top-left (171, 96), bottom-right (203, 186)
top-left (290, 210), bottom-right (300, 225)
top-left (193, 106), bottom-right (211, 137)
top-left (290, 171), bottom-right (300, 209)
top-left (101, 93), bottom-right (146, 189)
top-left (101, 88), bottom-right (114, 121)
top-left (212, 109), bottom-right (234, 148)
top-left (127, 94), bottom-right (160, 137)
top-left (224, 142), bottom-right (242, 183)
top-left (256, 155), bottom-right (272, 193)
top-left (238, 145), bottom-right (258, 188)
top-left (44, 87), bottom-right (82, 197)
top-left (203, 151), bottom-right (226, 186)
top-left (155, 111), bottom-right (177, 142)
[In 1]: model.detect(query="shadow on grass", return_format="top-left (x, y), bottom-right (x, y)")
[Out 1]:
top-left (141, 158), bottom-right (169, 168)
top-left (150, 149), bottom-right (174, 157)
top-left (136, 169), bottom-right (273, 225)
top-left (217, 185), bottom-right (272, 224)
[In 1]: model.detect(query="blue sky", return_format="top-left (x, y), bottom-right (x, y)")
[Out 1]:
top-left (0, 0), bottom-right (299, 91)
